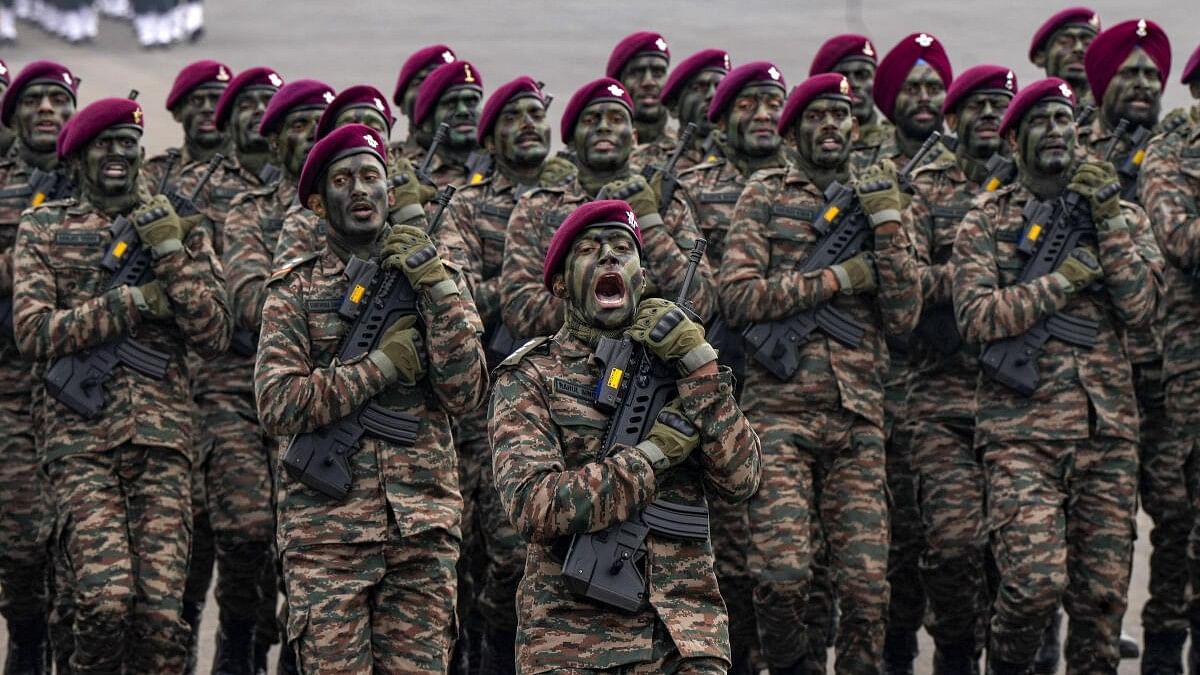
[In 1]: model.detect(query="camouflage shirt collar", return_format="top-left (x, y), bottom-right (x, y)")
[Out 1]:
top-left (318, 246), bottom-right (349, 278)
top-left (553, 323), bottom-right (600, 360)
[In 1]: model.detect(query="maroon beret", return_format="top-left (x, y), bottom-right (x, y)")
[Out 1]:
top-left (259, 79), bottom-right (335, 136)
top-left (778, 73), bottom-right (852, 134)
top-left (214, 66), bottom-right (283, 131)
top-left (606, 31), bottom-right (670, 79)
top-left (165, 60), bottom-right (233, 112)
top-left (998, 77), bottom-right (1077, 137)
top-left (560, 77), bottom-right (634, 141)
top-left (660, 49), bottom-right (731, 108)
top-left (1085, 18), bottom-right (1171, 102)
top-left (316, 85), bottom-right (394, 141)
top-left (393, 44), bottom-right (457, 107)
top-left (1029, 6), bottom-right (1100, 61)
top-left (0, 59), bottom-right (10, 86)
top-left (57, 97), bottom-right (143, 159)
top-left (707, 61), bottom-right (786, 123)
top-left (874, 32), bottom-right (954, 122)
top-left (943, 64), bottom-right (1018, 115)
top-left (477, 76), bottom-right (545, 145)
top-left (2, 60), bottom-right (79, 127)
top-left (1183, 43), bottom-right (1200, 84)
top-left (543, 199), bottom-right (644, 291)
top-left (413, 60), bottom-right (483, 127)
top-left (809, 34), bottom-right (878, 76)
top-left (298, 123), bottom-right (388, 207)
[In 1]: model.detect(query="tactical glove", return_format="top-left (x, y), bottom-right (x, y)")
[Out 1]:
top-left (381, 224), bottom-right (452, 293)
top-left (829, 252), bottom-right (878, 295)
top-left (374, 315), bottom-right (425, 386)
top-left (1055, 246), bottom-right (1103, 291)
top-left (600, 174), bottom-right (659, 221)
top-left (538, 155), bottom-right (577, 187)
top-left (131, 280), bottom-right (171, 320)
top-left (635, 400), bottom-right (700, 470)
top-left (854, 160), bottom-right (903, 227)
top-left (626, 298), bottom-right (715, 373)
top-left (132, 195), bottom-right (185, 254)
top-left (1068, 161), bottom-right (1122, 222)
top-left (389, 158), bottom-right (438, 223)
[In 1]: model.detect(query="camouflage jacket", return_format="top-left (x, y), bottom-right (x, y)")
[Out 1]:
top-left (271, 201), bottom-right (324, 267)
top-left (629, 126), bottom-right (684, 175)
top-left (489, 326), bottom-right (760, 672)
top-left (718, 164), bottom-right (921, 428)
top-left (254, 245), bottom-right (487, 550)
top-left (13, 198), bottom-right (232, 462)
top-left (677, 155), bottom-right (784, 267)
top-left (951, 182), bottom-right (1159, 445)
top-left (856, 114), bottom-right (894, 154)
top-left (1140, 110), bottom-right (1200, 383)
top-left (0, 154), bottom-right (42, 395)
top-left (397, 144), bottom-right (467, 188)
top-left (500, 175), bottom-right (716, 341)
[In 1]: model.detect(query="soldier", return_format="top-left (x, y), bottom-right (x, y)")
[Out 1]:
top-left (254, 123), bottom-right (487, 672)
top-left (409, 60), bottom-right (483, 188)
top-left (213, 66), bottom-right (284, 187)
top-left (950, 77), bottom-right (1159, 674)
top-left (489, 198), bottom-right (761, 673)
top-left (1138, 39), bottom-right (1200, 675)
top-left (0, 58), bottom-right (77, 675)
top-left (391, 44), bottom-right (457, 162)
top-left (720, 72), bottom-right (921, 673)
top-left (13, 96), bottom-right (232, 673)
top-left (1029, 7), bottom-right (1101, 107)
top-left (608, 31), bottom-right (674, 164)
top-left (904, 64), bottom-right (1017, 673)
top-left (499, 77), bottom-right (716, 342)
top-left (810, 34), bottom-right (892, 155)
top-left (140, 59), bottom-right (232, 195)
top-left (631, 48), bottom-right (730, 173)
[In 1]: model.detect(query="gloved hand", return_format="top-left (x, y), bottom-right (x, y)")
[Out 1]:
top-left (375, 315), bottom-right (425, 386)
top-left (600, 174), bottom-right (659, 219)
top-left (390, 158), bottom-right (438, 218)
top-left (855, 160), bottom-right (903, 227)
top-left (635, 400), bottom-right (700, 470)
top-left (132, 194), bottom-right (184, 249)
top-left (626, 298), bottom-right (714, 372)
top-left (829, 252), bottom-right (878, 295)
top-left (1055, 246), bottom-right (1103, 291)
top-left (381, 224), bottom-right (450, 290)
top-left (1067, 161), bottom-right (1122, 222)
top-left (538, 154), bottom-right (577, 187)
top-left (132, 280), bottom-right (172, 320)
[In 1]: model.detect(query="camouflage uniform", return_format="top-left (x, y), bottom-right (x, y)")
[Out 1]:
top-left (719, 163), bottom-right (921, 671)
top-left (855, 117), bottom-right (894, 159)
top-left (401, 143), bottom-right (468, 188)
top-left (629, 126), bottom-right (685, 175)
top-left (253, 239), bottom-right (487, 672)
top-left (500, 175), bottom-right (716, 341)
top-left (12, 196), bottom-right (232, 673)
top-left (488, 325), bottom-right (761, 673)
top-left (1139, 111), bottom-right (1200, 636)
top-left (951, 182), bottom-right (1159, 670)
top-left (271, 200), bottom-right (323, 266)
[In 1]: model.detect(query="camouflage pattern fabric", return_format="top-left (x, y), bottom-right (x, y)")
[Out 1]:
top-left (400, 143), bottom-right (468, 188)
top-left (676, 156), bottom-right (759, 267)
top-left (489, 327), bottom-right (761, 673)
top-left (224, 178), bottom-right (296, 334)
top-left (856, 117), bottom-right (894, 158)
top-left (271, 200), bottom-right (324, 267)
top-left (628, 126), bottom-right (688, 176)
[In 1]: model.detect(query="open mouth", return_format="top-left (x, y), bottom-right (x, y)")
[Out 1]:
top-left (516, 131), bottom-right (543, 147)
top-left (975, 122), bottom-right (999, 138)
top-left (594, 273), bottom-right (627, 309)
top-left (1065, 62), bottom-right (1085, 73)
top-left (349, 199), bottom-right (374, 219)
top-left (197, 118), bottom-right (216, 133)
top-left (1040, 140), bottom-right (1067, 152)
top-left (913, 109), bottom-right (936, 123)
top-left (454, 122), bottom-right (475, 133)
top-left (591, 138), bottom-right (615, 152)
top-left (101, 159), bottom-right (128, 179)
top-left (34, 120), bottom-right (59, 134)
top-left (818, 134), bottom-right (843, 151)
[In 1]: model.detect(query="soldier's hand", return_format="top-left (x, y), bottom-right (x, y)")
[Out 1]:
top-left (381, 224), bottom-right (451, 290)
top-left (132, 280), bottom-right (172, 320)
top-left (854, 160), bottom-right (903, 227)
top-left (829, 252), bottom-right (878, 295)
top-left (1055, 246), bottom-right (1103, 291)
top-left (1068, 161), bottom-right (1122, 222)
top-left (132, 194), bottom-right (184, 250)
top-left (626, 298), bottom-right (715, 372)
top-left (390, 159), bottom-right (437, 218)
top-left (635, 400), bottom-right (700, 470)
top-left (538, 155), bottom-right (577, 188)
top-left (600, 175), bottom-right (659, 219)
top-left (375, 315), bottom-right (425, 386)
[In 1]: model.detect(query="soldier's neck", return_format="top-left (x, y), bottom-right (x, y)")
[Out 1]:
top-left (729, 148), bottom-right (783, 178)
top-left (635, 117), bottom-right (666, 145)
top-left (577, 164), bottom-right (629, 197)
top-left (956, 151), bottom-right (989, 184)
top-left (18, 142), bottom-right (57, 172)
top-left (895, 128), bottom-right (933, 162)
top-left (495, 155), bottom-right (540, 187)
top-left (437, 144), bottom-right (471, 168)
top-left (327, 230), bottom-right (376, 263)
top-left (856, 107), bottom-right (879, 128)
top-left (83, 186), bottom-right (139, 218)
top-left (237, 148), bottom-right (270, 177)
top-left (565, 304), bottom-right (625, 348)
top-left (184, 136), bottom-right (230, 164)
top-left (1018, 162), bottom-right (1069, 202)
top-left (794, 155), bottom-right (848, 192)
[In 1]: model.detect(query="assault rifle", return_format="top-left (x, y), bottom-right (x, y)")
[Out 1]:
top-left (28, 167), bottom-right (74, 207)
top-left (281, 185), bottom-right (457, 501)
top-left (559, 239), bottom-right (711, 613)
top-left (44, 154), bottom-right (223, 418)
top-left (741, 132), bottom-right (943, 381)
top-left (1112, 114), bottom-right (1186, 201)
top-left (415, 122), bottom-right (450, 186)
top-left (647, 122), bottom-right (697, 216)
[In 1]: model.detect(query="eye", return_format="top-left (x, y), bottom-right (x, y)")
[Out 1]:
top-left (613, 240), bottom-right (632, 254)
top-left (764, 98), bottom-right (783, 112)
top-left (331, 174), bottom-right (349, 187)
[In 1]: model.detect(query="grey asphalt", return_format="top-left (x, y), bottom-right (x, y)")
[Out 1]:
top-left (0, 0), bottom-right (1192, 672)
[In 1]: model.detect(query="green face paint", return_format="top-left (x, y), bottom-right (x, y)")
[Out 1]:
top-left (794, 97), bottom-right (854, 169)
top-left (562, 227), bottom-right (643, 330)
top-left (1017, 99), bottom-right (1076, 176)
top-left (573, 101), bottom-right (634, 173)
top-left (429, 85), bottom-right (482, 152)
top-left (274, 108), bottom-right (323, 179)
top-left (953, 91), bottom-right (1011, 161)
top-left (492, 95), bottom-right (550, 171)
top-left (231, 87), bottom-right (273, 157)
top-left (726, 83), bottom-right (785, 159)
top-left (321, 153), bottom-right (389, 247)
top-left (832, 57), bottom-right (877, 123)
top-left (1042, 24), bottom-right (1096, 91)
top-left (1101, 48), bottom-right (1163, 130)
top-left (16, 83), bottom-right (74, 154)
top-left (174, 84), bottom-right (225, 150)
top-left (333, 106), bottom-right (390, 137)
top-left (79, 126), bottom-right (142, 211)
top-left (893, 63), bottom-right (946, 141)
top-left (676, 69), bottom-right (724, 136)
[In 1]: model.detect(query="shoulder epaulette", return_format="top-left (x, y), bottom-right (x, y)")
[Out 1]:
top-left (22, 197), bottom-right (75, 219)
top-left (267, 251), bottom-right (321, 285)
top-left (679, 157), bottom-right (724, 178)
top-left (498, 336), bottom-right (551, 368)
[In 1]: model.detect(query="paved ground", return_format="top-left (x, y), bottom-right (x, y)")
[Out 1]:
top-left (0, 0), bottom-right (1194, 672)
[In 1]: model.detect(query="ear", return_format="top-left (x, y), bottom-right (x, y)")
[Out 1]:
top-left (1004, 128), bottom-right (1019, 155)
top-left (945, 112), bottom-right (959, 133)
top-left (1190, 81), bottom-right (1200, 100)
top-left (386, 185), bottom-right (396, 208)
top-left (551, 272), bottom-right (568, 298)
top-left (266, 132), bottom-right (281, 153)
top-left (483, 136), bottom-right (497, 154)
top-left (1032, 50), bottom-right (1047, 69)
top-left (306, 194), bottom-right (326, 217)
top-left (171, 107), bottom-right (184, 124)
top-left (631, 128), bottom-right (640, 146)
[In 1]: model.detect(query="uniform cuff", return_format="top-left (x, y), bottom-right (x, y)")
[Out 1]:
top-left (391, 203), bottom-right (425, 223)
top-left (678, 343), bottom-right (718, 374)
top-left (152, 238), bottom-right (184, 258)
top-left (427, 278), bottom-right (459, 302)
top-left (634, 439), bottom-right (670, 470)
top-left (368, 349), bottom-right (399, 383)
top-left (638, 212), bottom-right (664, 229)
top-left (868, 209), bottom-right (901, 227)
top-left (1096, 215), bottom-right (1128, 234)
top-left (830, 264), bottom-right (852, 293)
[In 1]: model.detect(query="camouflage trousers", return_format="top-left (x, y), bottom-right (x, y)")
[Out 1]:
top-left (282, 525), bottom-right (459, 674)
top-left (884, 419), bottom-right (926, 639)
top-left (538, 620), bottom-right (727, 674)
top-left (746, 410), bottom-right (889, 673)
top-left (47, 444), bottom-right (193, 674)
top-left (708, 496), bottom-right (758, 671)
top-left (985, 436), bottom-right (1137, 671)
top-left (454, 404), bottom-right (491, 666)
top-left (1163, 371), bottom-right (1200, 630)
top-left (0, 389), bottom-right (49, 623)
top-left (911, 417), bottom-right (990, 652)
top-left (474, 433), bottom-right (526, 634)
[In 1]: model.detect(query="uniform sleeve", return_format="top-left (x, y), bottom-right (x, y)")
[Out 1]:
top-left (1140, 138), bottom-right (1200, 270)
top-left (905, 185), bottom-right (952, 305)
top-left (12, 212), bottom-right (142, 360)
top-left (440, 196), bottom-right (489, 318)
top-left (1096, 204), bottom-right (1159, 328)
top-left (500, 193), bottom-right (564, 339)
top-left (489, 364), bottom-right (659, 543)
top-left (951, 205), bottom-right (1074, 343)
top-left (222, 198), bottom-right (272, 332)
top-left (873, 220), bottom-right (922, 335)
top-left (674, 365), bottom-right (760, 503)
top-left (152, 219), bottom-right (232, 357)
top-left (647, 194), bottom-right (716, 322)
top-left (718, 178), bottom-right (837, 325)
top-left (421, 265), bottom-right (488, 415)
top-left (253, 276), bottom-right (394, 436)
top-left (272, 211), bottom-right (321, 266)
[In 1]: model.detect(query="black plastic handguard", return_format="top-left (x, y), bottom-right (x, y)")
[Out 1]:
top-left (29, 167), bottom-right (75, 207)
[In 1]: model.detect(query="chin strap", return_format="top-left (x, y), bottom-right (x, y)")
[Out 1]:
top-left (564, 304), bottom-right (626, 348)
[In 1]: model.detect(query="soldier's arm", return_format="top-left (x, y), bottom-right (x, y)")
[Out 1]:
top-left (442, 199), bottom-right (501, 326)
top-left (904, 187), bottom-right (952, 305)
top-left (12, 211), bottom-right (142, 360)
top-left (223, 199), bottom-right (272, 332)
top-left (489, 365), bottom-right (658, 544)
top-left (153, 219), bottom-right (233, 356)
top-left (499, 194), bottom-right (564, 339)
top-left (254, 277), bottom-right (394, 436)
top-left (718, 179), bottom-right (837, 325)
top-left (950, 206), bottom-right (1074, 343)
top-left (1096, 203), bottom-right (1160, 328)
top-left (421, 262), bottom-right (488, 415)
top-left (873, 219), bottom-right (922, 335)
top-left (1140, 139), bottom-right (1200, 270)
top-left (648, 194), bottom-right (716, 322)
top-left (675, 365), bottom-right (761, 503)
top-left (272, 210), bottom-right (320, 267)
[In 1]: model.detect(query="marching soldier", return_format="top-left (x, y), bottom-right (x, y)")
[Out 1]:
top-left (810, 34), bottom-right (892, 156)
top-left (608, 30), bottom-right (673, 157)
top-left (1029, 7), bottom-right (1101, 108)
top-left (391, 44), bottom-right (457, 162)
top-left (408, 60), bottom-right (483, 188)
top-left (140, 59), bottom-right (232, 195)
top-left (631, 48), bottom-right (730, 173)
